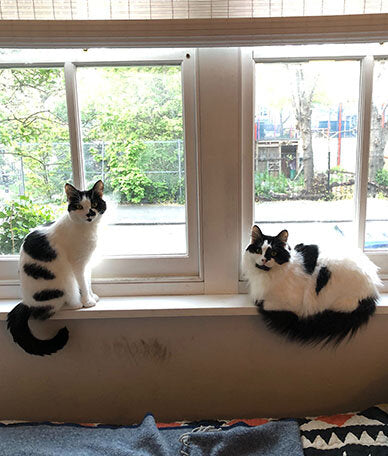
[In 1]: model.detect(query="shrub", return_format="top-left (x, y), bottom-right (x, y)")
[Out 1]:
top-left (91, 140), bottom-right (185, 204)
top-left (0, 196), bottom-right (57, 254)
top-left (375, 169), bottom-right (388, 187)
top-left (255, 172), bottom-right (304, 200)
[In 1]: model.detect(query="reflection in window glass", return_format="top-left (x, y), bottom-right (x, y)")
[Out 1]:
top-left (77, 66), bottom-right (186, 256)
top-left (254, 61), bottom-right (360, 247)
top-left (0, 68), bottom-right (70, 255)
top-left (365, 60), bottom-right (388, 250)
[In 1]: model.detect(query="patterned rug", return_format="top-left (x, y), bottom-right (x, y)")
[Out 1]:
top-left (299, 405), bottom-right (388, 455)
top-left (1, 404), bottom-right (387, 455)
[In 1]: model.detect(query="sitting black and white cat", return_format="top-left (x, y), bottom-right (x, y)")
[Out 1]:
top-left (7, 180), bottom-right (106, 356)
top-left (243, 225), bottom-right (382, 344)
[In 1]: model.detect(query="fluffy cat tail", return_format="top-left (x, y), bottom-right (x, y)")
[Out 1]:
top-left (7, 303), bottom-right (69, 356)
top-left (256, 296), bottom-right (377, 346)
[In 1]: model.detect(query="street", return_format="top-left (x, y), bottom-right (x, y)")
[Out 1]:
top-left (96, 199), bottom-right (388, 256)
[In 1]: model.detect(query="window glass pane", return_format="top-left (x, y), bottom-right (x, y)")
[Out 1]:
top-left (254, 60), bottom-right (360, 247)
top-left (77, 66), bottom-right (186, 256)
top-left (365, 59), bottom-right (388, 250)
top-left (0, 67), bottom-right (70, 255)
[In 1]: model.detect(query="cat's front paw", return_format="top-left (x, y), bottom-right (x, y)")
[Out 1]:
top-left (66, 301), bottom-right (83, 310)
top-left (82, 296), bottom-right (97, 308)
top-left (91, 293), bottom-right (100, 302)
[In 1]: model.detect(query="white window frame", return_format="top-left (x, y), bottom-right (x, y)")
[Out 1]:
top-left (0, 49), bottom-right (202, 297)
top-left (240, 45), bottom-right (388, 291)
top-left (1, 17), bottom-right (388, 299)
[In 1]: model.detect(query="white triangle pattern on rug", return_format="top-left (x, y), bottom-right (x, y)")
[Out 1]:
top-left (302, 431), bottom-right (388, 449)
top-left (342, 416), bottom-right (384, 427)
top-left (300, 415), bottom-right (384, 432)
top-left (301, 421), bottom-right (340, 431)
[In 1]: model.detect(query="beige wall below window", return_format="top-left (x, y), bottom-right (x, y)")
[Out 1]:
top-left (1, 313), bottom-right (387, 423)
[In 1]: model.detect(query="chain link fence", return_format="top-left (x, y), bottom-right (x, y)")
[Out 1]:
top-left (0, 139), bottom-right (185, 204)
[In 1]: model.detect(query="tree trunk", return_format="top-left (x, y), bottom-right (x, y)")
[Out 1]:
top-left (291, 66), bottom-right (316, 192)
top-left (369, 105), bottom-right (387, 183)
top-left (298, 107), bottom-right (314, 192)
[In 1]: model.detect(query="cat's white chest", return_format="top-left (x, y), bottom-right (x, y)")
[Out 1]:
top-left (50, 217), bottom-right (99, 265)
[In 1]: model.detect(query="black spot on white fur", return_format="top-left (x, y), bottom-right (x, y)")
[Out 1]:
top-left (295, 243), bottom-right (319, 274)
top-left (256, 297), bottom-right (377, 345)
top-left (256, 264), bottom-right (270, 271)
top-left (23, 230), bottom-right (57, 262)
top-left (316, 266), bottom-right (331, 295)
top-left (33, 289), bottom-right (64, 302)
top-left (7, 303), bottom-right (68, 356)
top-left (30, 306), bottom-right (55, 320)
top-left (23, 263), bottom-right (55, 280)
top-left (246, 244), bottom-right (259, 254)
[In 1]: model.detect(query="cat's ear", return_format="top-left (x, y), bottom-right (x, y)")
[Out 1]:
top-left (251, 225), bottom-right (263, 244)
top-left (277, 230), bottom-right (288, 243)
top-left (65, 183), bottom-right (80, 201)
top-left (91, 180), bottom-right (104, 198)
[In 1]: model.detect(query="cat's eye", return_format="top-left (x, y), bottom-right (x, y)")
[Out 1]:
top-left (91, 202), bottom-right (97, 208)
top-left (256, 247), bottom-right (262, 254)
top-left (76, 204), bottom-right (83, 210)
top-left (271, 251), bottom-right (277, 257)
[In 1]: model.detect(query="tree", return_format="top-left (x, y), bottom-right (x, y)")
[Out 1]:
top-left (0, 68), bottom-right (71, 203)
top-left (0, 65), bottom-right (185, 206)
top-left (369, 104), bottom-right (388, 183)
top-left (369, 60), bottom-right (388, 185)
top-left (79, 66), bottom-right (184, 203)
top-left (289, 64), bottom-right (317, 192)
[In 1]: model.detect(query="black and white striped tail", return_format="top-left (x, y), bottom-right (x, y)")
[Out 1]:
top-left (7, 303), bottom-right (68, 356)
top-left (256, 297), bottom-right (377, 346)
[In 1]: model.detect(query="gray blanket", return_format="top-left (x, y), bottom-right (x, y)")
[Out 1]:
top-left (0, 414), bottom-right (303, 456)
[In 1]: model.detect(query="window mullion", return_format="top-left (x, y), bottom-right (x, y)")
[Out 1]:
top-left (240, 48), bottom-right (255, 265)
top-left (64, 62), bottom-right (85, 189)
top-left (198, 48), bottom-right (240, 293)
top-left (355, 56), bottom-right (374, 250)
top-left (181, 51), bottom-right (200, 276)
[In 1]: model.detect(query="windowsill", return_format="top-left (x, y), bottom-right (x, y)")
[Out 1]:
top-left (0, 293), bottom-right (388, 320)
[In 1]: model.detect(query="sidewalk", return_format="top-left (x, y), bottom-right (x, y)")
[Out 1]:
top-left (255, 198), bottom-right (388, 223)
top-left (108, 198), bottom-right (388, 225)
top-left (97, 198), bottom-right (388, 255)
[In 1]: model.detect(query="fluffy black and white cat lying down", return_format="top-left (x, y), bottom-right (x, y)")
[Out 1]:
top-left (7, 180), bottom-right (106, 356)
top-left (242, 225), bottom-right (382, 345)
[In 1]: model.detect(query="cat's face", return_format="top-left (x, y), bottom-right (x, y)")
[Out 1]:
top-left (246, 225), bottom-right (290, 271)
top-left (65, 180), bottom-right (107, 224)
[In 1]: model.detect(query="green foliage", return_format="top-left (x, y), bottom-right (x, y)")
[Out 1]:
top-left (0, 65), bottom-right (185, 208)
top-left (329, 166), bottom-right (349, 183)
top-left (375, 169), bottom-right (388, 187)
top-left (80, 66), bottom-right (184, 204)
top-left (0, 196), bottom-right (57, 254)
top-left (0, 68), bottom-right (71, 204)
top-left (255, 172), bottom-right (304, 200)
top-left (109, 142), bottom-right (152, 204)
